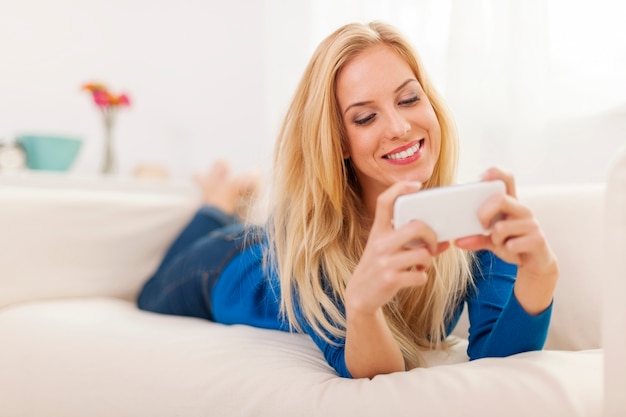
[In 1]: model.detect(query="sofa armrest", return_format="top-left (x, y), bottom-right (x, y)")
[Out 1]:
top-left (604, 145), bottom-right (626, 417)
top-left (0, 172), bottom-right (200, 309)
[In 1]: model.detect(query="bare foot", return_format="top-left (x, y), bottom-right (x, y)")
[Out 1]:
top-left (234, 169), bottom-right (261, 222)
top-left (194, 161), bottom-right (260, 220)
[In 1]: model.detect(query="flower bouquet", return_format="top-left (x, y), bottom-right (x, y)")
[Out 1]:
top-left (82, 83), bottom-right (131, 174)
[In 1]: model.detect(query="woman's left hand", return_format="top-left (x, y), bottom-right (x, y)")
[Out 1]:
top-left (454, 167), bottom-right (559, 313)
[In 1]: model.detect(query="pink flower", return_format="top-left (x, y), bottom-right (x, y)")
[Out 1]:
top-left (82, 82), bottom-right (131, 109)
top-left (112, 93), bottom-right (131, 106)
top-left (92, 90), bottom-right (110, 107)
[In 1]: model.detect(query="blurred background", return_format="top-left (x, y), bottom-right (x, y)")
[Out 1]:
top-left (1, 0), bottom-right (625, 184)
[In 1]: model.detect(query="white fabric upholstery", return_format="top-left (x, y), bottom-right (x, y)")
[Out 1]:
top-left (0, 173), bottom-right (200, 308)
top-left (604, 146), bottom-right (626, 417)
top-left (452, 183), bottom-right (606, 352)
top-left (0, 166), bottom-right (621, 417)
top-left (0, 299), bottom-right (602, 417)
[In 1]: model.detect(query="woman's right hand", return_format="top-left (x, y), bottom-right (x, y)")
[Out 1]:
top-left (345, 181), bottom-right (450, 315)
top-left (344, 181), bottom-right (450, 378)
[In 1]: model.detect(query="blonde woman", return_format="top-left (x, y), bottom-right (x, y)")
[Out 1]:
top-left (138, 21), bottom-right (558, 379)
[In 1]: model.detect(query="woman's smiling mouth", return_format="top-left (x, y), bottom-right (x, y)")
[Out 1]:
top-left (383, 139), bottom-right (424, 161)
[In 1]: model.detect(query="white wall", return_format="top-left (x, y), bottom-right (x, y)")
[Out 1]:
top-left (1, 0), bottom-right (625, 185)
top-left (1, 0), bottom-right (271, 179)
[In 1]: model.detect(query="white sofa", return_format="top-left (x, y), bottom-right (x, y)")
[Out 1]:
top-left (0, 151), bottom-right (624, 417)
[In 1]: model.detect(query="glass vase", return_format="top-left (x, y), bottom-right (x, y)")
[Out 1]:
top-left (102, 118), bottom-right (116, 175)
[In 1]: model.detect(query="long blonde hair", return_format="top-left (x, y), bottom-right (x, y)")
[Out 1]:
top-left (267, 21), bottom-right (473, 369)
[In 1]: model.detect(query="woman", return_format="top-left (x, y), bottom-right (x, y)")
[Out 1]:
top-left (138, 21), bottom-right (558, 379)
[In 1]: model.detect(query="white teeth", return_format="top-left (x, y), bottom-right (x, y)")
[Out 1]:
top-left (386, 142), bottom-right (420, 160)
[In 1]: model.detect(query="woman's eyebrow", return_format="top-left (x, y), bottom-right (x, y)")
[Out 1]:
top-left (343, 100), bottom-right (373, 116)
top-left (394, 78), bottom-right (418, 93)
top-left (342, 78), bottom-right (419, 116)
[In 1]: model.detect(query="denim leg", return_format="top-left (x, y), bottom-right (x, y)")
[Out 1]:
top-left (155, 205), bottom-right (238, 277)
top-left (137, 223), bottom-right (247, 320)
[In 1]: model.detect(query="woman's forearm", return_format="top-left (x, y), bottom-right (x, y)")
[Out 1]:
top-left (344, 307), bottom-right (405, 379)
top-left (513, 262), bottom-right (559, 315)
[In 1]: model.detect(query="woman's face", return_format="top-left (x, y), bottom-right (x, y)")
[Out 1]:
top-left (336, 45), bottom-right (441, 206)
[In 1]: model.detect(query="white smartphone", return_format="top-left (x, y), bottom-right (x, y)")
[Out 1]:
top-left (393, 180), bottom-right (506, 242)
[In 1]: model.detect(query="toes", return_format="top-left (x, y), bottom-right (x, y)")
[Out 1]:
top-left (207, 160), bottom-right (230, 182)
top-left (237, 170), bottom-right (261, 198)
top-left (233, 171), bottom-right (262, 223)
top-left (194, 162), bottom-right (262, 220)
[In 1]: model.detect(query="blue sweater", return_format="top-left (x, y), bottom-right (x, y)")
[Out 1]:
top-left (211, 239), bottom-right (552, 378)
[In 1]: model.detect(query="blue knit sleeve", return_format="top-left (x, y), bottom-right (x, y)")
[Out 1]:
top-left (466, 250), bottom-right (552, 360)
top-left (303, 322), bottom-right (352, 378)
top-left (291, 292), bottom-right (352, 378)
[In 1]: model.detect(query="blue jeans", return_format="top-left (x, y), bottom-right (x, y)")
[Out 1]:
top-left (137, 206), bottom-right (256, 321)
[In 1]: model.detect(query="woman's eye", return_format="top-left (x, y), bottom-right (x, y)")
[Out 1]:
top-left (354, 113), bottom-right (376, 126)
top-left (399, 96), bottom-right (419, 106)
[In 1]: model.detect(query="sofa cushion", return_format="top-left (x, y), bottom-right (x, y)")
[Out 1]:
top-left (0, 298), bottom-right (603, 417)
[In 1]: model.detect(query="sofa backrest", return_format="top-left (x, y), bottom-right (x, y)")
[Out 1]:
top-left (0, 171), bottom-right (609, 353)
top-left (0, 174), bottom-right (200, 309)
top-left (519, 183), bottom-right (605, 351)
top-left (450, 183), bottom-right (606, 352)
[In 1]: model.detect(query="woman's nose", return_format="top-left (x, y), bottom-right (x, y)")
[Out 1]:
top-left (387, 111), bottom-right (410, 139)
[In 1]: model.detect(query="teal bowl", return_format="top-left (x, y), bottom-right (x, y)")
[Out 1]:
top-left (16, 134), bottom-right (83, 171)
